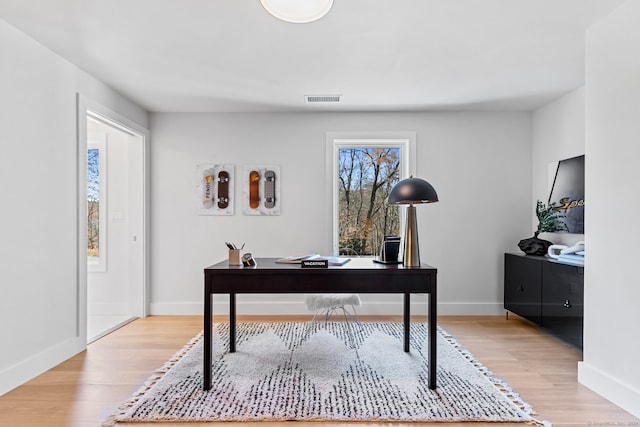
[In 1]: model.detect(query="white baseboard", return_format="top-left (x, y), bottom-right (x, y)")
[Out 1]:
top-left (578, 362), bottom-right (640, 419)
top-left (87, 301), bottom-right (128, 316)
top-left (150, 302), bottom-right (204, 315)
top-left (150, 301), bottom-right (504, 316)
top-left (0, 336), bottom-right (85, 397)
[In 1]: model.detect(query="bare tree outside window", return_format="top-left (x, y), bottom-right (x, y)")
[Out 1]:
top-left (87, 148), bottom-right (100, 257)
top-left (338, 147), bottom-right (400, 255)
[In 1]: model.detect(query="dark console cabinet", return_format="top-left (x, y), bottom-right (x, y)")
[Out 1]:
top-left (504, 254), bottom-right (542, 324)
top-left (541, 261), bottom-right (584, 348)
top-left (504, 253), bottom-right (583, 350)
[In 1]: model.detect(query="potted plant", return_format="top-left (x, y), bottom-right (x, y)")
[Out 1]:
top-left (518, 200), bottom-right (568, 255)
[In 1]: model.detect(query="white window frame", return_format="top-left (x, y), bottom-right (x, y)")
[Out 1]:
top-left (325, 132), bottom-right (416, 256)
top-left (87, 131), bottom-right (107, 272)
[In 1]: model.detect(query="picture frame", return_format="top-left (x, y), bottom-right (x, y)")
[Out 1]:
top-left (196, 164), bottom-right (235, 215)
top-left (547, 155), bottom-right (584, 233)
top-left (242, 165), bottom-right (281, 215)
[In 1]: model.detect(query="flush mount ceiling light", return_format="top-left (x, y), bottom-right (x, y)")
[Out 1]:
top-left (259, 0), bottom-right (334, 23)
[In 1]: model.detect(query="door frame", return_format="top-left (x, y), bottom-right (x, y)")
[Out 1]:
top-left (76, 94), bottom-right (150, 343)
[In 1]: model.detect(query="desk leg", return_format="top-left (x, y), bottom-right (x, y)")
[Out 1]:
top-left (203, 290), bottom-right (212, 390)
top-left (428, 283), bottom-right (437, 389)
top-left (403, 292), bottom-right (410, 352)
top-left (229, 293), bottom-right (236, 353)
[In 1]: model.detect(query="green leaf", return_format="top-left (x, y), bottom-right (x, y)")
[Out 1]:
top-left (535, 200), bottom-right (569, 233)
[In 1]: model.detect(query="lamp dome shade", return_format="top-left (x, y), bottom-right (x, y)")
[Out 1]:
top-left (388, 177), bottom-right (439, 204)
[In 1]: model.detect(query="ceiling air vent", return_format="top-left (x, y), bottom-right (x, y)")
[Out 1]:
top-left (305, 94), bottom-right (342, 103)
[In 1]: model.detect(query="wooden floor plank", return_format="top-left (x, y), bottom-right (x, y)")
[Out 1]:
top-left (0, 315), bottom-right (638, 427)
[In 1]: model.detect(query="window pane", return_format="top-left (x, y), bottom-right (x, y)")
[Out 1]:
top-left (87, 148), bottom-right (100, 257)
top-left (338, 147), bottom-right (400, 255)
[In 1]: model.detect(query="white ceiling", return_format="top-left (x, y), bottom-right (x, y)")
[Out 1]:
top-left (0, 0), bottom-right (627, 113)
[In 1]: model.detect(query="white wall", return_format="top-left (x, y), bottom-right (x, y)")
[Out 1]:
top-left (532, 87), bottom-right (585, 247)
top-left (0, 18), bottom-right (147, 395)
top-left (150, 111), bottom-right (532, 316)
top-left (579, 1), bottom-right (640, 418)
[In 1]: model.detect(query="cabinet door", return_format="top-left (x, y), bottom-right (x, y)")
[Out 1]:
top-left (542, 261), bottom-right (584, 349)
top-left (504, 253), bottom-right (542, 324)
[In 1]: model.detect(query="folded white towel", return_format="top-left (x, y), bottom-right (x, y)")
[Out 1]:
top-left (560, 241), bottom-right (585, 255)
top-left (548, 244), bottom-right (568, 259)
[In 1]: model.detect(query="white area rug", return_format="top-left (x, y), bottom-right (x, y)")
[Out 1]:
top-left (105, 322), bottom-right (545, 425)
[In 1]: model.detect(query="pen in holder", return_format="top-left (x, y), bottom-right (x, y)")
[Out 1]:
top-left (228, 249), bottom-right (241, 266)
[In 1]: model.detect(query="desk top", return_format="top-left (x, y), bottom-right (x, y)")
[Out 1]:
top-left (204, 257), bottom-right (436, 293)
top-left (205, 257), bottom-right (436, 271)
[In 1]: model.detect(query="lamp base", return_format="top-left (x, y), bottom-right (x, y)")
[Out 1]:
top-left (403, 205), bottom-right (420, 267)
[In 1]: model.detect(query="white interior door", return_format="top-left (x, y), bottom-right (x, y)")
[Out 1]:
top-left (77, 95), bottom-right (150, 344)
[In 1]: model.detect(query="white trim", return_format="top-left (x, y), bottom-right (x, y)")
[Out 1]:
top-left (150, 302), bottom-right (206, 316)
top-left (0, 336), bottom-right (84, 396)
top-left (325, 132), bottom-right (417, 255)
top-left (77, 94), bottom-right (151, 340)
top-left (578, 362), bottom-right (640, 419)
top-left (87, 317), bottom-right (136, 344)
top-left (86, 302), bottom-right (130, 316)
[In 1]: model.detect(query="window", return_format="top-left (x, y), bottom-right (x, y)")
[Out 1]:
top-left (87, 129), bottom-right (107, 272)
top-left (328, 134), bottom-right (415, 256)
top-left (338, 147), bottom-right (400, 255)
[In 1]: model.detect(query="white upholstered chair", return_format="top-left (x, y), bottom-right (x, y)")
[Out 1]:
top-left (304, 294), bottom-right (361, 347)
top-left (305, 294), bottom-right (361, 322)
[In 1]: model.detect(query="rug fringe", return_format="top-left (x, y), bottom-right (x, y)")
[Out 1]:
top-left (101, 332), bottom-right (203, 427)
top-left (104, 324), bottom-right (551, 426)
top-left (438, 327), bottom-right (551, 426)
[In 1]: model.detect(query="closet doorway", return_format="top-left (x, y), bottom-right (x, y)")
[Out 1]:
top-left (84, 109), bottom-right (148, 343)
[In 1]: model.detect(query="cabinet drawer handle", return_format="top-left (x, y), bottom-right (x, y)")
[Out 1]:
top-left (563, 299), bottom-right (572, 308)
top-left (518, 285), bottom-right (525, 292)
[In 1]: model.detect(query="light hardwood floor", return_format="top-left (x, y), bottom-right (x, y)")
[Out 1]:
top-left (0, 315), bottom-right (638, 427)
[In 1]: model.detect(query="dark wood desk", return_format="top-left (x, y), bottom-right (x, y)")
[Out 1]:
top-left (203, 257), bottom-right (438, 390)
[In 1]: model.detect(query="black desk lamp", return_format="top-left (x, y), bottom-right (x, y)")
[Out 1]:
top-left (388, 177), bottom-right (439, 267)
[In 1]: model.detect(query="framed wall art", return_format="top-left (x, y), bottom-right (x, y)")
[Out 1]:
top-left (196, 164), bottom-right (235, 215)
top-left (242, 165), bottom-right (281, 215)
top-left (548, 155), bottom-right (584, 233)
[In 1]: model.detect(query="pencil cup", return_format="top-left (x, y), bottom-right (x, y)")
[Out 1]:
top-left (229, 249), bottom-right (241, 266)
